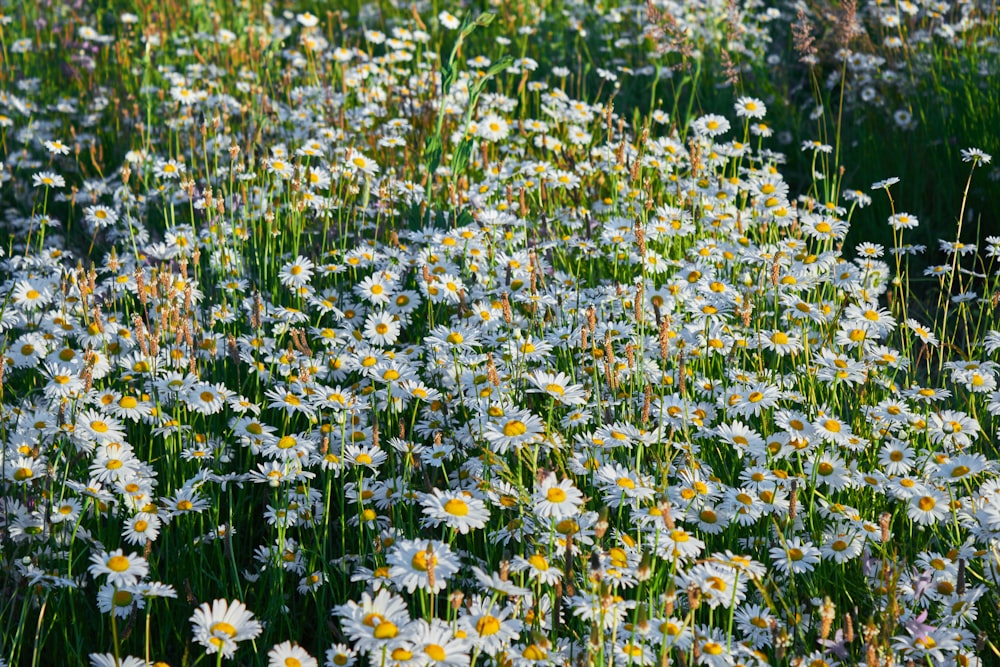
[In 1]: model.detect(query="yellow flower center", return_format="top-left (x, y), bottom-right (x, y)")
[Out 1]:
top-left (444, 498), bottom-right (469, 516)
top-left (107, 555), bottom-right (131, 572)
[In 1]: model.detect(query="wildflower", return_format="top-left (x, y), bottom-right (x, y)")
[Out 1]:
top-left (278, 255), bottom-right (315, 289)
top-left (344, 149), bottom-right (379, 177)
top-left (821, 528), bottom-right (864, 563)
top-left (532, 473), bottom-right (585, 520)
top-left (190, 599), bottom-right (263, 659)
top-left (419, 488), bottom-right (490, 534)
top-left (364, 311), bottom-right (401, 347)
top-left (32, 171), bottom-right (66, 188)
top-left (88, 549), bottom-right (149, 587)
top-left (888, 212), bottom-right (919, 230)
top-left (410, 618), bottom-right (473, 667)
top-left (960, 147), bottom-right (992, 165)
top-left (907, 489), bottom-right (950, 526)
top-left (871, 177), bottom-right (900, 189)
top-left (459, 596), bottom-right (523, 656)
top-left (484, 409), bottom-right (545, 453)
top-left (97, 582), bottom-right (145, 618)
top-left (905, 318), bottom-right (939, 346)
top-left (439, 11), bottom-right (460, 29)
top-left (387, 538), bottom-right (460, 594)
top-left (769, 537), bottom-right (821, 575)
top-left (90, 654), bottom-right (147, 667)
top-left (425, 324), bottom-right (480, 352)
top-left (153, 159), bottom-right (185, 179)
top-left (734, 96), bottom-right (767, 119)
top-left (478, 113), bottom-right (510, 142)
top-left (355, 273), bottom-right (393, 306)
top-left (692, 114), bottom-right (730, 137)
top-left (525, 370), bottom-right (588, 405)
top-left (44, 139), bottom-right (71, 155)
top-left (335, 588), bottom-right (411, 653)
top-left (927, 410), bottom-right (979, 450)
top-left (84, 204), bottom-right (119, 229)
top-left (123, 512), bottom-right (161, 545)
top-left (325, 644), bottom-right (356, 667)
top-left (269, 641), bottom-right (318, 667)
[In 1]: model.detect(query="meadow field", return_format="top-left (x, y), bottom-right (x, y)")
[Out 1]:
top-left (1, 1), bottom-right (1000, 665)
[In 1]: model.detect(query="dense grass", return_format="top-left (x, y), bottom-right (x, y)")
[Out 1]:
top-left (1, 1), bottom-right (999, 666)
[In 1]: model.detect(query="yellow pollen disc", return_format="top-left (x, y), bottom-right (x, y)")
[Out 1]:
top-left (444, 498), bottom-right (469, 516)
top-left (503, 420), bottom-right (527, 437)
top-left (107, 555), bottom-right (131, 572)
top-left (522, 644), bottom-right (546, 660)
top-left (373, 620), bottom-right (398, 639)
top-left (411, 550), bottom-right (436, 571)
top-left (476, 616), bottom-right (501, 636)
top-left (546, 487), bottom-right (567, 503)
top-left (210, 621), bottom-right (237, 638)
top-left (527, 554), bottom-right (549, 570)
top-left (425, 645), bottom-right (446, 661)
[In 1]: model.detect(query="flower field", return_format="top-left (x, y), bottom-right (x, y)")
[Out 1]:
top-left (1, 1), bottom-right (999, 666)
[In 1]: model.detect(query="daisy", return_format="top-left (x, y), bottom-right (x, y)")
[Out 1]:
top-left (821, 528), bottom-right (864, 563)
top-left (325, 644), bottom-right (356, 667)
top-left (5, 455), bottom-right (46, 484)
top-left (363, 311), bottom-right (401, 347)
top-left (387, 538), bottom-right (460, 594)
top-left (185, 382), bottom-right (232, 415)
top-left (84, 204), bottom-right (119, 229)
top-left (927, 410), bottom-right (979, 450)
top-left (769, 537), bottom-right (821, 575)
top-left (483, 408), bottom-right (545, 453)
top-left (97, 582), bottom-right (145, 618)
top-left (758, 328), bottom-right (802, 356)
top-left (88, 549), bottom-right (149, 587)
top-left (438, 10), bottom-right (460, 29)
top-left (692, 114), bottom-right (730, 137)
top-left (12, 280), bottom-right (53, 309)
top-left (189, 599), bottom-right (263, 659)
top-left (108, 393), bottom-right (154, 421)
top-left (935, 453), bottom-right (990, 483)
top-left (410, 618), bottom-right (473, 667)
top-left (344, 148), bottom-right (379, 177)
top-left (153, 159), bottom-right (185, 179)
top-left (888, 212), bottom-right (919, 230)
top-left (269, 641), bottom-right (318, 667)
top-left (278, 255), bottom-right (315, 289)
top-left (44, 139), bottom-right (71, 155)
top-left (123, 512), bottom-right (162, 545)
top-left (50, 498), bottom-right (82, 524)
top-left (89, 654), bottom-right (147, 667)
top-left (532, 473), bottom-right (585, 520)
top-left (525, 370), bottom-right (588, 405)
top-left (32, 171), bottom-right (66, 188)
top-left (734, 96), bottom-right (767, 119)
top-left (419, 488), bottom-right (490, 534)
top-left (355, 273), bottom-right (393, 306)
top-left (907, 489), bottom-right (950, 526)
top-left (459, 596), bottom-right (523, 656)
top-left (478, 113), bottom-right (510, 142)
top-left (510, 551), bottom-right (562, 586)
top-left (505, 335), bottom-right (554, 362)
top-left (163, 486), bottom-right (210, 517)
top-left (42, 363), bottom-right (85, 400)
top-left (425, 324), bottom-right (480, 352)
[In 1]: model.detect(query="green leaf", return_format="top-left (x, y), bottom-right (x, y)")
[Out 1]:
top-left (424, 135), bottom-right (443, 178)
top-left (441, 60), bottom-right (455, 99)
top-left (450, 137), bottom-right (474, 179)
